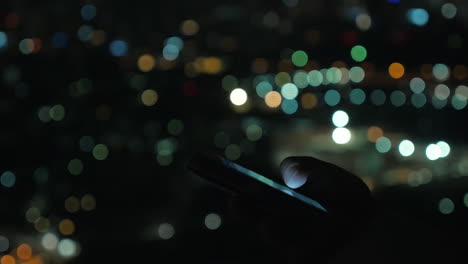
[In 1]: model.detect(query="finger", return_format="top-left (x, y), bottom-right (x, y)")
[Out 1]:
top-left (280, 156), bottom-right (375, 217)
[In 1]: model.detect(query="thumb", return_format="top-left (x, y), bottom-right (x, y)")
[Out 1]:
top-left (280, 156), bottom-right (374, 218)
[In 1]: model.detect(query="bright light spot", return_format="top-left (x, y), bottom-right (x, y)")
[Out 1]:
top-left (350, 45), bottom-right (367, 62)
top-left (204, 213), bottom-right (222, 230)
top-left (41, 233), bottom-right (59, 250)
top-left (291, 50), bottom-right (308, 67)
top-left (265, 91), bottom-right (282, 108)
top-left (426, 144), bottom-right (441, 161)
top-left (58, 239), bottom-right (79, 257)
top-left (376, 137), bottom-right (391, 153)
top-left (230, 88), bottom-right (248, 106)
top-left (293, 71), bottom-right (309, 88)
top-left (332, 128), bottom-right (351, 144)
top-left (388, 62), bottom-right (405, 79)
top-left (398, 140), bottom-right (415, 157)
top-left (437, 141), bottom-right (450, 158)
top-left (441, 3), bottom-right (457, 19)
top-left (137, 54), bottom-right (156, 72)
top-left (407, 8), bottom-right (429, 26)
top-left (332, 110), bottom-right (349, 127)
top-left (439, 198), bottom-right (454, 214)
top-left (455, 85), bottom-right (468, 99)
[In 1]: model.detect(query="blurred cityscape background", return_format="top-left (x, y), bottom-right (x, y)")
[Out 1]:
top-left (1, 0), bottom-right (468, 262)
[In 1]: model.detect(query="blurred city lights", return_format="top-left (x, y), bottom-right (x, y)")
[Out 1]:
top-left (426, 144), bottom-right (441, 161)
top-left (407, 8), bottom-right (429, 27)
top-left (230, 88), bottom-right (248, 106)
top-left (439, 198), bottom-right (455, 214)
top-left (376, 137), bottom-right (391, 153)
top-left (332, 128), bottom-right (351, 144)
top-left (437, 141), bottom-right (451, 158)
top-left (332, 110), bottom-right (349, 127)
top-left (398, 140), bottom-right (415, 157)
top-left (204, 213), bottom-right (222, 230)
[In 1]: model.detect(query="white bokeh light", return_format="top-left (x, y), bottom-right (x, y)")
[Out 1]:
top-left (332, 110), bottom-right (349, 127)
top-left (398, 140), bottom-right (415, 157)
top-left (332, 128), bottom-right (351, 144)
top-left (437, 141), bottom-right (450, 158)
top-left (426, 144), bottom-right (441, 161)
top-left (229, 88), bottom-right (248, 106)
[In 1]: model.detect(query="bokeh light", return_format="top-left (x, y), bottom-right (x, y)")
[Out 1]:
top-left (441, 3), bottom-right (457, 19)
top-left (204, 213), bottom-right (222, 230)
top-left (17, 243), bottom-right (32, 260)
top-left (230, 88), bottom-right (248, 106)
top-left (324, 90), bottom-right (341, 106)
top-left (0, 171), bottom-right (16, 188)
top-left (407, 8), bottom-right (429, 26)
top-left (180, 20), bottom-right (199, 36)
top-left (388, 62), bottom-right (405, 79)
top-left (350, 45), bottom-right (367, 62)
top-left (109, 40), bottom-right (128, 57)
top-left (58, 239), bottom-right (79, 258)
top-left (0, 236), bottom-right (9, 252)
top-left (349, 88), bottom-right (366, 105)
top-left (281, 83), bottom-right (299, 99)
top-left (439, 198), bottom-right (455, 214)
top-left (433, 64), bottom-right (450, 81)
top-left (158, 223), bottom-right (175, 239)
top-left (92, 144), bottom-right (109, 160)
top-left (265, 91), bottom-right (282, 108)
top-left (137, 54), bottom-right (156, 72)
top-left (349, 66), bottom-right (365, 83)
top-left (59, 219), bottom-right (76, 235)
top-left (332, 128), bottom-right (351, 144)
top-left (307, 70), bottom-right (323, 87)
top-left (301, 93), bottom-right (317, 109)
top-left (398, 140), bottom-right (415, 157)
top-left (434, 84), bottom-right (450, 100)
top-left (376, 137), bottom-right (391, 153)
top-left (409, 77), bottom-right (425, 93)
top-left (437, 141), bottom-right (450, 158)
top-left (281, 99), bottom-right (299, 114)
top-left (141, 89), bottom-right (159, 106)
top-left (390, 91), bottom-right (406, 107)
top-left (332, 110), bottom-right (349, 127)
top-left (426, 144), bottom-right (441, 161)
top-left (291, 50), bottom-right (308, 67)
top-left (41, 233), bottom-right (59, 251)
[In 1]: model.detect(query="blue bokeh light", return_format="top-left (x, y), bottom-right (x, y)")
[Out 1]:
top-left (407, 8), bottom-right (429, 26)
top-left (109, 40), bottom-right (128, 57)
top-left (81, 5), bottom-right (97, 21)
top-left (0, 32), bottom-right (8, 49)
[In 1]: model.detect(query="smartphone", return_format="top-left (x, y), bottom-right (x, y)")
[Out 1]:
top-left (188, 152), bottom-right (328, 215)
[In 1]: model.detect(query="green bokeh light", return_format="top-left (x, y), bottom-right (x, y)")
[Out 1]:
top-left (293, 71), bottom-right (309, 88)
top-left (246, 124), bottom-right (263, 141)
top-left (68, 159), bottom-right (84, 175)
top-left (351, 45), bottom-right (367, 62)
top-left (225, 144), bottom-right (241, 160)
top-left (281, 83), bottom-right (299, 99)
top-left (370, 90), bottom-right (386, 106)
top-left (92, 144), bottom-right (109, 160)
top-left (291, 50), bottom-right (308, 67)
top-left (49, 104), bottom-right (66, 121)
top-left (439, 198), bottom-right (455, 214)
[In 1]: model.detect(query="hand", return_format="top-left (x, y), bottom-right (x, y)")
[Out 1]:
top-left (228, 156), bottom-right (375, 263)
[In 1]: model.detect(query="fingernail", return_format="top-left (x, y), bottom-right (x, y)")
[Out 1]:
top-left (282, 163), bottom-right (307, 189)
